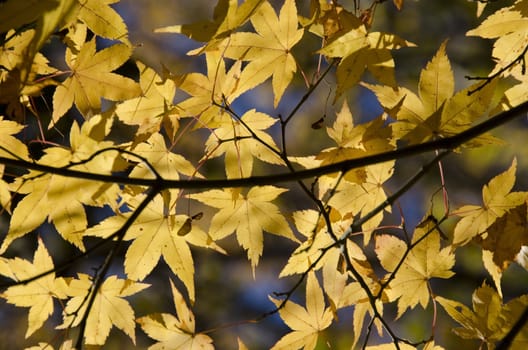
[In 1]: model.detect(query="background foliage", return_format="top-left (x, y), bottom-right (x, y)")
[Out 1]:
top-left (1, 0), bottom-right (528, 349)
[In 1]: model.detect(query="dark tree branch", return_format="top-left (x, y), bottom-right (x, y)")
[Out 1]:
top-left (0, 100), bottom-right (526, 190)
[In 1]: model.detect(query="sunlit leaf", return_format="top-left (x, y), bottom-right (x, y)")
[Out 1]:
top-left (137, 279), bottom-right (214, 350)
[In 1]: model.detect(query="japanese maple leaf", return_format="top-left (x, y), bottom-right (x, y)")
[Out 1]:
top-left (375, 216), bottom-right (455, 318)
top-left (467, 1), bottom-right (528, 76)
top-left (222, 0), bottom-right (304, 107)
top-left (116, 62), bottom-right (178, 139)
top-left (2, 120), bottom-right (121, 253)
top-left (453, 159), bottom-right (527, 246)
top-left (318, 10), bottom-right (413, 100)
top-left (269, 271), bottom-right (333, 350)
top-left (175, 51), bottom-right (243, 127)
top-left (72, 0), bottom-right (130, 44)
top-left (128, 132), bottom-right (201, 181)
top-left (0, 238), bottom-right (68, 338)
top-left (204, 109), bottom-right (284, 178)
top-left (363, 41), bottom-right (498, 145)
top-left (328, 161), bottom-right (394, 243)
top-left (58, 274), bottom-right (149, 345)
top-left (155, 0), bottom-right (264, 43)
top-left (0, 116), bottom-right (30, 160)
top-left (137, 279), bottom-right (213, 350)
top-left (52, 38), bottom-right (140, 125)
top-left (436, 283), bottom-right (528, 347)
top-left (478, 204), bottom-right (528, 296)
top-left (84, 193), bottom-right (223, 302)
top-left (191, 186), bottom-right (296, 271)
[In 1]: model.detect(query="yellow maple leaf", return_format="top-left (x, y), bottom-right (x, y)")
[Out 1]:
top-left (0, 165), bottom-right (12, 214)
top-left (58, 274), bottom-right (149, 345)
top-left (363, 41), bottom-right (498, 145)
top-left (71, 0), bottom-right (130, 45)
top-left (269, 271), bottom-right (333, 350)
top-left (221, 0), bottom-right (304, 107)
top-left (52, 38), bottom-right (140, 125)
top-left (0, 116), bottom-right (30, 161)
top-left (0, 238), bottom-right (68, 338)
top-left (467, 1), bottom-right (528, 76)
top-left (453, 158), bottom-right (527, 246)
top-left (375, 216), bottom-right (455, 318)
top-left (2, 119), bottom-right (121, 252)
top-left (204, 109), bottom-right (284, 178)
top-left (84, 193), bottom-right (223, 302)
top-left (319, 15), bottom-right (414, 100)
top-left (128, 132), bottom-right (201, 181)
top-left (191, 186), bottom-right (296, 271)
top-left (436, 283), bottom-right (528, 347)
top-left (479, 203), bottom-right (528, 268)
top-left (315, 102), bottom-right (393, 187)
top-left (280, 209), bottom-right (352, 277)
top-left (175, 51), bottom-right (242, 127)
top-left (24, 340), bottom-right (75, 350)
top-left (137, 279), bottom-right (214, 350)
top-left (116, 61), bottom-right (177, 139)
top-left (477, 203), bottom-right (528, 296)
top-left (328, 161), bottom-right (394, 243)
top-left (155, 0), bottom-right (264, 44)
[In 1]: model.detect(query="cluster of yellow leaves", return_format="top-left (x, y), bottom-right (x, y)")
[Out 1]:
top-left (376, 216), bottom-right (455, 318)
top-left (452, 159), bottom-right (528, 295)
top-left (1, 0), bottom-right (528, 348)
top-left (269, 271), bottom-right (333, 349)
top-left (364, 41), bottom-right (498, 146)
top-left (437, 283), bottom-right (528, 348)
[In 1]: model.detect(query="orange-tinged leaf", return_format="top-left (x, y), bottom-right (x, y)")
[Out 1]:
top-left (376, 217), bottom-right (455, 317)
top-left (222, 0), bottom-right (304, 107)
top-left (453, 159), bottom-right (527, 245)
top-left (192, 186), bottom-right (296, 272)
top-left (393, 0), bottom-right (404, 10)
top-left (137, 279), bottom-right (214, 350)
top-left (58, 274), bottom-right (149, 345)
top-left (270, 271), bottom-right (333, 350)
top-left (0, 238), bottom-right (68, 338)
top-left (52, 39), bottom-right (140, 125)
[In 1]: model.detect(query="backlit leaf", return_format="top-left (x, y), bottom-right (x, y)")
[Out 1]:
top-left (52, 39), bottom-right (140, 125)
top-left (270, 271), bottom-right (333, 350)
top-left (0, 238), bottom-right (68, 338)
top-left (58, 274), bottom-right (149, 345)
top-left (137, 279), bottom-right (213, 350)
top-left (376, 216), bottom-right (455, 317)
top-left (192, 186), bottom-right (296, 272)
